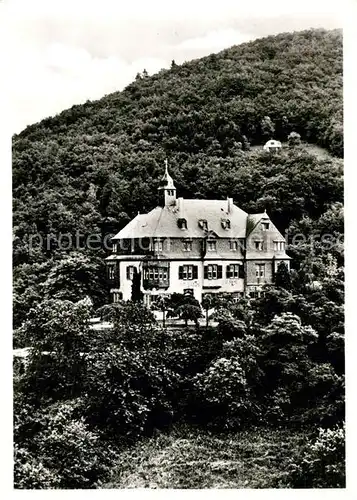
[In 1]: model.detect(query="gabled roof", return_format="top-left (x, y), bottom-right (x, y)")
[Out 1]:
top-left (113, 199), bottom-right (248, 239)
top-left (263, 139), bottom-right (282, 148)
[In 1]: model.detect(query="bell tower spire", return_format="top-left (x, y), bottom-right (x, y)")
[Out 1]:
top-left (158, 159), bottom-right (176, 207)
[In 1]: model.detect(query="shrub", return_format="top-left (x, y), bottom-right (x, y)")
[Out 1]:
top-left (193, 357), bottom-right (259, 429)
top-left (14, 399), bottom-right (117, 489)
top-left (287, 424), bottom-right (345, 488)
top-left (84, 344), bottom-right (180, 438)
top-left (14, 445), bottom-right (60, 489)
top-left (288, 131), bottom-right (301, 147)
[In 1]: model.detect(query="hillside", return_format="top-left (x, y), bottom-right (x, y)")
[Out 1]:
top-left (12, 28), bottom-right (343, 326)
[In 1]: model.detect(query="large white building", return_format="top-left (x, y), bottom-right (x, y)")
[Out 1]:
top-left (106, 162), bottom-right (290, 306)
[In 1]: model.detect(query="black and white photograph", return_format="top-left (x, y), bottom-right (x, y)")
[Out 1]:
top-left (4, 0), bottom-right (351, 491)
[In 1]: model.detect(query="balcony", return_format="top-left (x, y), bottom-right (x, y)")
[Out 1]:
top-left (142, 261), bottom-right (170, 290)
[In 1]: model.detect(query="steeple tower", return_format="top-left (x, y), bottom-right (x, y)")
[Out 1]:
top-left (158, 159), bottom-right (176, 207)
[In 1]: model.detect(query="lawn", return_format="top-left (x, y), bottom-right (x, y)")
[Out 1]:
top-left (103, 424), bottom-right (309, 489)
top-left (250, 142), bottom-right (333, 160)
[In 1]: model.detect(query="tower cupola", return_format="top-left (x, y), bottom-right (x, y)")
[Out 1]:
top-left (158, 159), bottom-right (176, 207)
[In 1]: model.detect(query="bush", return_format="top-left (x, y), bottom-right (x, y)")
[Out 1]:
top-left (14, 445), bottom-right (60, 489)
top-left (193, 357), bottom-right (260, 429)
top-left (287, 424), bottom-right (345, 488)
top-left (84, 344), bottom-right (180, 438)
top-left (14, 399), bottom-right (117, 489)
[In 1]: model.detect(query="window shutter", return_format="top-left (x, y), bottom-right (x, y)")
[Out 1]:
top-left (239, 264), bottom-right (245, 279)
top-left (178, 266), bottom-right (183, 280)
top-left (217, 266), bottom-right (222, 279)
top-left (226, 265), bottom-right (231, 278)
top-left (193, 266), bottom-right (198, 279)
top-left (204, 266), bottom-right (208, 279)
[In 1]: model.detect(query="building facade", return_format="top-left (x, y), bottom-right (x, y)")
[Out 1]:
top-left (263, 139), bottom-right (282, 152)
top-left (106, 163), bottom-right (290, 306)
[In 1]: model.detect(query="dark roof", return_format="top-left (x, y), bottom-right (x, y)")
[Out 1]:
top-left (113, 198), bottom-right (248, 239)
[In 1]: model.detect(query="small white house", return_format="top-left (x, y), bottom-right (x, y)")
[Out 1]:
top-left (263, 139), bottom-right (282, 152)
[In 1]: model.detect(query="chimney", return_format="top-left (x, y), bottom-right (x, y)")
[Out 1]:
top-left (176, 197), bottom-right (183, 212)
top-left (227, 197), bottom-right (233, 213)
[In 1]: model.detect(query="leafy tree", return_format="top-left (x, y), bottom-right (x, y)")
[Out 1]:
top-left (43, 252), bottom-right (107, 307)
top-left (275, 261), bottom-right (292, 290)
top-left (151, 296), bottom-right (170, 327)
top-left (175, 303), bottom-right (203, 327)
top-left (17, 298), bottom-right (93, 402)
top-left (193, 357), bottom-right (257, 429)
top-left (288, 131), bottom-right (301, 147)
top-left (260, 115), bottom-right (275, 140)
top-left (131, 268), bottom-right (143, 302)
top-left (201, 294), bottom-right (214, 327)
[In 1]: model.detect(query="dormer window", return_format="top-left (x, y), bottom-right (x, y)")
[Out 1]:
top-left (229, 240), bottom-right (238, 251)
top-left (198, 219), bottom-right (208, 231)
top-left (274, 241), bottom-right (285, 251)
top-left (207, 240), bottom-right (216, 252)
top-left (178, 218), bottom-right (187, 230)
top-left (154, 239), bottom-right (163, 252)
top-left (183, 240), bottom-right (192, 252)
top-left (221, 219), bottom-right (231, 230)
top-left (255, 241), bottom-right (263, 251)
top-left (262, 222), bottom-right (270, 231)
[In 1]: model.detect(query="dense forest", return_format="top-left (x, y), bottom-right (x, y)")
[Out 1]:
top-left (13, 28), bottom-right (344, 489)
top-left (13, 27), bottom-right (343, 325)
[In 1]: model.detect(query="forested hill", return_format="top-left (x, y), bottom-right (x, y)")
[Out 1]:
top-left (13, 28), bottom-right (343, 325)
top-left (14, 28), bottom-right (342, 152)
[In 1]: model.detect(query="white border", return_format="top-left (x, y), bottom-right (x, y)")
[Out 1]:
top-left (1, 0), bottom-right (354, 498)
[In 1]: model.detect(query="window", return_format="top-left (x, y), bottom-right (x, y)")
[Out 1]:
top-left (255, 264), bottom-right (265, 278)
top-left (229, 240), bottom-right (238, 251)
top-left (183, 266), bottom-right (188, 280)
top-left (188, 266), bottom-right (193, 280)
top-left (183, 240), bottom-right (192, 252)
top-left (113, 292), bottom-right (122, 303)
top-left (178, 218), bottom-right (187, 230)
top-left (154, 239), bottom-right (163, 252)
top-left (126, 265), bottom-right (135, 280)
top-left (167, 189), bottom-right (175, 196)
top-left (207, 240), bottom-right (216, 251)
top-left (221, 218), bottom-right (231, 229)
top-left (144, 267), bottom-right (168, 281)
top-left (108, 266), bottom-right (115, 280)
top-left (274, 241), bottom-right (285, 251)
top-left (198, 219), bottom-right (208, 231)
top-left (178, 265), bottom-right (198, 280)
top-left (226, 264), bottom-right (244, 279)
top-left (249, 291), bottom-right (260, 299)
top-left (262, 222), bottom-right (270, 231)
top-left (184, 289), bottom-right (194, 296)
top-left (112, 242), bottom-right (117, 253)
top-left (204, 265), bottom-right (222, 280)
top-left (255, 241), bottom-right (263, 251)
